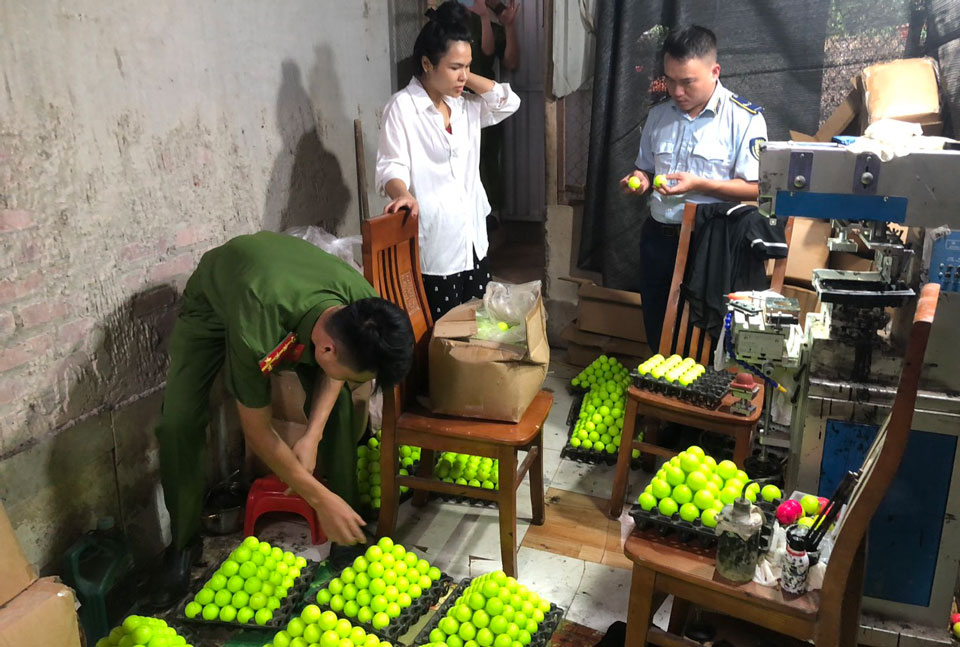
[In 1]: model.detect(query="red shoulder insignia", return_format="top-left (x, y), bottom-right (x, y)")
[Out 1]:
top-left (259, 332), bottom-right (297, 375)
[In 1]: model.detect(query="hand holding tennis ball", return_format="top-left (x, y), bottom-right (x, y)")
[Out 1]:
top-left (621, 172), bottom-right (648, 194)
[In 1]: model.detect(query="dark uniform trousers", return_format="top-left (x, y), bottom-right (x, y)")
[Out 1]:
top-left (156, 291), bottom-right (361, 551)
top-left (638, 216), bottom-right (681, 351)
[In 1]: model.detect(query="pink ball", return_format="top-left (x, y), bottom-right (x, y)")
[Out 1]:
top-left (817, 497), bottom-right (829, 513)
top-left (776, 500), bottom-right (803, 525)
top-left (951, 612), bottom-right (960, 625)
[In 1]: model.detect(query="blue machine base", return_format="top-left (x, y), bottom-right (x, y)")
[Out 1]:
top-left (820, 420), bottom-right (955, 607)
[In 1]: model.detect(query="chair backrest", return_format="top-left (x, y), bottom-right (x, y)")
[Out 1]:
top-left (818, 283), bottom-right (940, 610)
top-left (361, 209), bottom-right (432, 410)
top-left (658, 202), bottom-right (795, 363)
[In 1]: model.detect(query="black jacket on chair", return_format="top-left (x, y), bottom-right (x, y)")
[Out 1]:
top-left (682, 202), bottom-right (788, 339)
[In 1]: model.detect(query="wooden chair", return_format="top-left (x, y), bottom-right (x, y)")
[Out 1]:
top-left (609, 203), bottom-right (794, 517)
top-left (621, 282), bottom-right (941, 647)
top-left (360, 210), bottom-right (552, 577)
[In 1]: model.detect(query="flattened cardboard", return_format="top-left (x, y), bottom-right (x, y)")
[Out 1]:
top-left (560, 322), bottom-right (651, 367)
top-left (784, 219), bottom-right (832, 288)
top-left (0, 578), bottom-right (81, 647)
top-left (782, 285), bottom-right (821, 327)
top-left (560, 277), bottom-right (646, 342)
top-left (0, 503), bottom-right (36, 608)
top-left (429, 297), bottom-right (549, 422)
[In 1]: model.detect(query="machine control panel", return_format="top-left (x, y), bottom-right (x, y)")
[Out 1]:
top-left (929, 230), bottom-right (960, 293)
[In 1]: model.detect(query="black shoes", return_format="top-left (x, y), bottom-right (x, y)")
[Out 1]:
top-left (142, 536), bottom-right (203, 611)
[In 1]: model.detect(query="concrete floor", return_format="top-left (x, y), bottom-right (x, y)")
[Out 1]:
top-left (198, 354), bottom-right (676, 640)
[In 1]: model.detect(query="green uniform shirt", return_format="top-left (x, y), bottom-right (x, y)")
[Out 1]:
top-left (184, 231), bottom-right (377, 408)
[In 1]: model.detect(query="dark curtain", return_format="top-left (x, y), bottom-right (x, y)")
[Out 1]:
top-left (580, 0), bottom-right (834, 289)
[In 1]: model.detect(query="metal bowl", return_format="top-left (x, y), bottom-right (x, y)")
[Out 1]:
top-left (201, 505), bottom-right (243, 535)
top-left (201, 479), bottom-right (246, 535)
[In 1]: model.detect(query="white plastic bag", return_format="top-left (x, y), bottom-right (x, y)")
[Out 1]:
top-left (284, 226), bottom-right (363, 272)
top-left (474, 280), bottom-right (543, 345)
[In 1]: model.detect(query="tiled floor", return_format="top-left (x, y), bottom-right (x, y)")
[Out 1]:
top-left (232, 356), bottom-right (674, 639)
top-left (373, 357), bottom-right (666, 634)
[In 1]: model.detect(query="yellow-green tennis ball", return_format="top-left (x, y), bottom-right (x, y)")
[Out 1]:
top-left (761, 485), bottom-right (782, 502)
top-left (700, 508), bottom-right (719, 528)
top-left (627, 176), bottom-right (642, 190)
top-left (653, 174), bottom-right (666, 188)
top-left (497, 322), bottom-right (509, 331)
top-left (679, 503), bottom-right (700, 522)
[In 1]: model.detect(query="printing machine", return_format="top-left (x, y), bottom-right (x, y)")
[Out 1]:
top-left (729, 140), bottom-right (960, 644)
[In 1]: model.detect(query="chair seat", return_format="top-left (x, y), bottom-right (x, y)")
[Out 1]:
top-left (629, 383), bottom-right (763, 429)
top-left (624, 529), bottom-right (820, 621)
top-left (397, 390), bottom-right (554, 446)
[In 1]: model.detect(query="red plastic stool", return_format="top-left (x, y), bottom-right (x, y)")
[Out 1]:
top-left (243, 475), bottom-right (327, 545)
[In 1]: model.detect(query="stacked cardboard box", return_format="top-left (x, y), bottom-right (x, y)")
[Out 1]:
top-left (558, 278), bottom-right (651, 367)
top-left (780, 57), bottom-right (943, 322)
top-left (0, 503), bottom-right (81, 647)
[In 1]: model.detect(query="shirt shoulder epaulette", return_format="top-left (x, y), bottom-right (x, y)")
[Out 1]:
top-left (730, 95), bottom-right (763, 115)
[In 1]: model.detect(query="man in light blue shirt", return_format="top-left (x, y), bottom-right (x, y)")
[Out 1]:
top-left (621, 25), bottom-right (768, 348)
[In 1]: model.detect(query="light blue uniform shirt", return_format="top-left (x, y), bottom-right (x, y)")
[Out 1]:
top-left (635, 81), bottom-right (768, 224)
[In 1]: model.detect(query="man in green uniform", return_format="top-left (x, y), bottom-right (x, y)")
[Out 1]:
top-left (149, 231), bottom-right (414, 605)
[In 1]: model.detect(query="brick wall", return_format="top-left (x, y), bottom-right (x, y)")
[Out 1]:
top-left (0, 0), bottom-right (392, 569)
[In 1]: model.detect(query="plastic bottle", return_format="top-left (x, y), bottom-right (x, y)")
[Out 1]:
top-left (780, 524), bottom-right (811, 595)
top-left (715, 494), bottom-right (764, 584)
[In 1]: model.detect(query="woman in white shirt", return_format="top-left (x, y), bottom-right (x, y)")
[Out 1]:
top-left (376, 1), bottom-right (520, 320)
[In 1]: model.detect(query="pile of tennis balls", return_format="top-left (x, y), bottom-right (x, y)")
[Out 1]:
top-left (568, 355), bottom-right (640, 455)
top-left (635, 446), bottom-right (779, 528)
top-left (96, 616), bottom-right (191, 647)
top-left (357, 429), bottom-right (422, 511)
top-left (427, 570), bottom-right (553, 647)
top-left (636, 354), bottom-right (705, 386)
top-left (184, 536), bottom-right (307, 625)
top-left (434, 452), bottom-right (499, 490)
top-left (315, 537), bottom-right (443, 632)
top-left (266, 605), bottom-right (395, 647)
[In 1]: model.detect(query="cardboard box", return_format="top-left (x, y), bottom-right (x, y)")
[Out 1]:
top-left (782, 285), bottom-right (821, 325)
top-left (560, 277), bottom-right (646, 342)
top-left (0, 578), bottom-right (81, 647)
top-left (429, 298), bottom-right (549, 423)
top-left (829, 251), bottom-right (874, 273)
top-left (560, 322), bottom-right (651, 368)
top-left (860, 57), bottom-right (940, 130)
top-left (785, 219), bottom-right (832, 288)
top-left (0, 503), bottom-right (36, 608)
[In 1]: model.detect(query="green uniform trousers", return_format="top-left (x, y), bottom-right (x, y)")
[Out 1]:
top-left (155, 307), bottom-right (361, 550)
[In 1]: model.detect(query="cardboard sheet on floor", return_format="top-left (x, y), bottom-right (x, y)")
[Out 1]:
top-left (429, 297), bottom-right (549, 423)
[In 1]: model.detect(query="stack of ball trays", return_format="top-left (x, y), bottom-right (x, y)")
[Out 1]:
top-left (568, 355), bottom-right (639, 456)
top-left (267, 605), bottom-right (396, 647)
top-left (428, 570), bottom-right (553, 647)
top-left (183, 536), bottom-right (307, 625)
top-left (315, 537), bottom-right (443, 632)
top-left (434, 452), bottom-right (499, 490)
top-left (96, 616), bottom-right (192, 647)
top-left (635, 446), bottom-right (780, 529)
top-left (357, 428), bottom-right (422, 511)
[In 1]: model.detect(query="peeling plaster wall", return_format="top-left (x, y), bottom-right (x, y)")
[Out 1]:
top-left (0, 0), bottom-right (392, 569)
